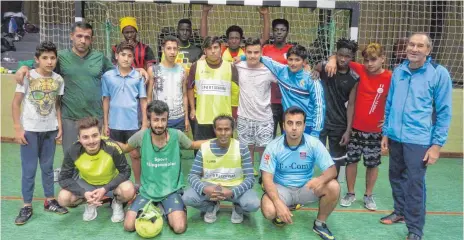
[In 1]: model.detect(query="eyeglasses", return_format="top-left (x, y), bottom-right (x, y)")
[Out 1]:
top-left (30, 91), bottom-right (57, 101)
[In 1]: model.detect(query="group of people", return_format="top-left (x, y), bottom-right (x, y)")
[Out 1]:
top-left (12, 5), bottom-right (452, 240)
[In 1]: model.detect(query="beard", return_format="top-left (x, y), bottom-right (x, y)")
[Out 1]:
top-left (151, 126), bottom-right (167, 136)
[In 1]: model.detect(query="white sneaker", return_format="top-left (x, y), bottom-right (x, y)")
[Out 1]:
top-left (111, 199), bottom-right (125, 223)
top-left (231, 204), bottom-right (243, 224)
top-left (204, 202), bottom-right (220, 223)
top-left (53, 168), bottom-right (61, 182)
top-left (340, 193), bottom-right (356, 207)
top-left (83, 204), bottom-right (97, 221)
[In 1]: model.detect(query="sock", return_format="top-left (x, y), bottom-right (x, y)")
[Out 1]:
top-left (315, 219), bottom-right (325, 227)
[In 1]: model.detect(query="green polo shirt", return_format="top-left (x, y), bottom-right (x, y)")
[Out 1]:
top-left (56, 49), bottom-right (114, 120)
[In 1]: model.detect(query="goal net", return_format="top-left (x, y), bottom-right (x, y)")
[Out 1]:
top-left (39, 1), bottom-right (462, 86)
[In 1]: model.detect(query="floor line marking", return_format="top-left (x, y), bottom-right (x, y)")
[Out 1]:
top-left (2, 196), bottom-right (462, 216)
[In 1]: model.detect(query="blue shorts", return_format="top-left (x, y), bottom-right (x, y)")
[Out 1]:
top-left (129, 191), bottom-right (186, 217)
top-left (168, 117), bottom-right (185, 132)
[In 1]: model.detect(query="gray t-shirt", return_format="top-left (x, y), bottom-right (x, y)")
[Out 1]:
top-left (128, 128), bottom-right (192, 149)
top-left (152, 64), bottom-right (186, 120)
top-left (235, 61), bottom-right (277, 121)
top-left (15, 69), bottom-right (65, 131)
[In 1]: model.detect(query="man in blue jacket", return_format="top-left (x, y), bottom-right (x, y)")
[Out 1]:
top-left (380, 32), bottom-right (452, 240)
top-left (239, 45), bottom-right (325, 138)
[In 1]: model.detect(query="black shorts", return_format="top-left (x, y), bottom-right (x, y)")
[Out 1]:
top-left (346, 128), bottom-right (382, 168)
top-left (319, 129), bottom-right (347, 159)
top-left (110, 129), bottom-right (138, 143)
top-left (271, 103), bottom-right (283, 137)
top-left (193, 123), bottom-right (215, 141)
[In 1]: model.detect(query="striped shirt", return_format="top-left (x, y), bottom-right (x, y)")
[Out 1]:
top-left (188, 139), bottom-right (254, 199)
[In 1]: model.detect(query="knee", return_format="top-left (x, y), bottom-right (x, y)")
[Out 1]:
top-left (124, 212), bottom-right (136, 232)
top-left (116, 181), bottom-right (136, 202)
top-left (260, 195), bottom-right (276, 220)
top-left (171, 223), bottom-right (187, 234)
top-left (57, 190), bottom-right (74, 207)
top-left (242, 198), bottom-right (261, 213)
top-left (324, 180), bottom-right (340, 199)
top-left (181, 189), bottom-right (199, 206)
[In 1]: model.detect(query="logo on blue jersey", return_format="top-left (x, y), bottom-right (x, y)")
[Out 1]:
top-left (299, 151), bottom-right (306, 159)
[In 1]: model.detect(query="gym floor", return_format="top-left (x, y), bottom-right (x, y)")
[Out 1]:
top-left (1, 143), bottom-right (462, 240)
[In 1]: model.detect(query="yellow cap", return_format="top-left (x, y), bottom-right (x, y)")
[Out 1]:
top-left (119, 17), bottom-right (138, 33)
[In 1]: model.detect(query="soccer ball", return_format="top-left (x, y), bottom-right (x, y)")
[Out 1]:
top-left (135, 202), bottom-right (164, 238)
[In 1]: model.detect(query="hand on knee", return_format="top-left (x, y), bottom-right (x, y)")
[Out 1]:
top-left (323, 180), bottom-right (341, 200)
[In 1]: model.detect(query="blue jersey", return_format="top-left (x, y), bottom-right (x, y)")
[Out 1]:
top-left (102, 67), bottom-right (147, 130)
top-left (260, 134), bottom-right (334, 188)
top-left (241, 55), bottom-right (325, 137)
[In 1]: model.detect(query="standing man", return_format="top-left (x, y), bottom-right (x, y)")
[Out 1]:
top-left (325, 43), bottom-right (392, 211)
top-left (200, 5), bottom-right (270, 120)
top-left (183, 115), bottom-right (260, 224)
top-left (14, 21), bottom-right (148, 155)
top-left (235, 37), bottom-right (277, 175)
top-left (381, 33), bottom-right (452, 240)
top-left (148, 36), bottom-right (190, 132)
top-left (262, 19), bottom-right (293, 138)
top-left (187, 36), bottom-right (239, 141)
top-left (239, 45), bottom-right (325, 138)
top-left (111, 17), bottom-right (156, 69)
top-left (260, 107), bottom-right (339, 240)
top-left (313, 38), bottom-right (359, 179)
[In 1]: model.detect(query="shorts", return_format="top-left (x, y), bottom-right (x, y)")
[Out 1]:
top-left (110, 129), bottom-right (138, 143)
top-left (269, 184), bottom-right (319, 207)
top-left (237, 116), bottom-right (273, 147)
top-left (168, 117), bottom-right (186, 132)
top-left (76, 178), bottom-right (115, 198)
top-left (129, 191), bottom-right (186, 217)
top-left (346, 128), bottom-right (382, 168)
top-left (319, 129), bottom-right (347, 159)
top-left (193, 123), bottom-right (215, 141)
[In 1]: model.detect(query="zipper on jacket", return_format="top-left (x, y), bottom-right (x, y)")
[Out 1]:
top-left (399, 73), bottom-right (411, 141)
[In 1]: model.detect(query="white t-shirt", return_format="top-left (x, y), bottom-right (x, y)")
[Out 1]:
top-left (235, 61), bottom-right (277, 121)
top-left (152, 63), bottom-right (186, 120)
top-left (15, 69), bottom-right (65, 132)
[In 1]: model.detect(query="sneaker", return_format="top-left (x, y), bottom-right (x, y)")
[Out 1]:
top-left (313, 220), bottom-right (336, 240)
top-left (111, 199), bottom-right (125, 223)
top-left (253, 169), bottom-right (259, 177)
top-left (406, 233), bottom-right (422, 240)
top-left (53, 167), bottom-right (61, 182)
top-left (231, 204), bottom-right (243, 224)
top-left (272, 217), bottom-right (286, 227)
top-left (44, 199), bottom-right (68, 214)
top-left (83, 204), bottom-right (98, 221)
top-left (15, 206), bottom-right (33, 225)
top-left (380, 212), bottom-right (405, 225)
top-left (339, 193), bottom-right (356, 207)
top-left (363, 195), bottom-right (377, 211)
top-left (204, 202), bottom-right (220, 223)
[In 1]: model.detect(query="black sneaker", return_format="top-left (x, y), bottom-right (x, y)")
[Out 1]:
top-left (313, 220), bottom-right (336, 240)
top-left (380, 212), bottom-right (405, 224)
top-left (406, 233), bottom-right (422, 240)
top-left (44, 199), bottom-right (68, 214)
top-left (15, 206), bottom-right (33, 225)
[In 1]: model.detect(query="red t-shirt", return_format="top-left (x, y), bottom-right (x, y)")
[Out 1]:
top-left (262, 44), bottom-right (293, 104)
top-left (221, 46), bottom-right (241, 58)
top-left (350, 62), bottom-right (392, 133)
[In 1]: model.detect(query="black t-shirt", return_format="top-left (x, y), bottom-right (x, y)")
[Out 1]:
top-left (320, 62), bottom-right (359, 131)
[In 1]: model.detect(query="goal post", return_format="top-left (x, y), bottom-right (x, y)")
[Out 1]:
top-left (39, 0), bottom-right (462, 86)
